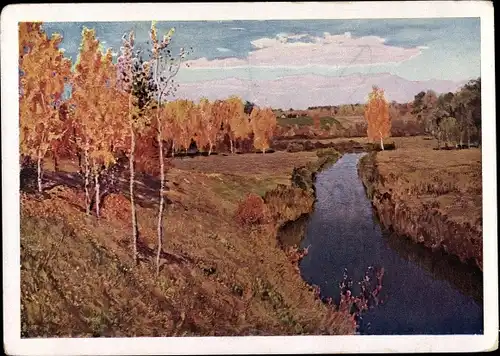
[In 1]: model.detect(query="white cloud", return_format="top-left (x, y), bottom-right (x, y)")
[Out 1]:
top-left (184, 32), bottom-right (421, 70)
top-left (216, 47), bottom-right (232, 52)
top-left (417, 45), bottom-right (430, 49)
top-left (230, 27), bottom-right (245, 30)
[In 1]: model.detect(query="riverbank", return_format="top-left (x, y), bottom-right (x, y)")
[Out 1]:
top-left (21, 151), bottom-right (355, 337)
top-left (358, 148), bottom-right (482, 271)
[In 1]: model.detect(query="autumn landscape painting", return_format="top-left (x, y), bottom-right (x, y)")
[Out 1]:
top-left (18, 17), bottom-right (485, 339)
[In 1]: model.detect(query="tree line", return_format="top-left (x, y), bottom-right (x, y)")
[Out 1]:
top-left (19, 21), bottom-right (276, 275)
top-left (411, 78), bottom-right (481, 148)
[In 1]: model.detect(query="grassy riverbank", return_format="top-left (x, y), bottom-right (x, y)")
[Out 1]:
top-left (21, 151), bottom-right (355, 337)
top-left (358, 141), bottom-right (482, 270)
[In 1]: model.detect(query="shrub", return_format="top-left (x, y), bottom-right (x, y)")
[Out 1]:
top-left (291, 166), bottom-right (314, 192)
top-left (316, 147), bottom-right (340, 159)
top-left (286, 142), bottom-right (305, 153)
top-left (235, 193), bottom-right (267, 226)
top-left (264, 185), bottom-right (314, 225)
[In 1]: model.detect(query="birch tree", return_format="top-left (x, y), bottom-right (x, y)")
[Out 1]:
top-left (117, 30), bottom-right (155, 264)
top-left (19, 22), bottom-right (71, 192)
top-left (364, 86), bottom-right (391, 150)
top-left (149, 21), bottom-right (189, 276)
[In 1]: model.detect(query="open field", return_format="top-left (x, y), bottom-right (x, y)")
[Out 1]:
top-left (358, 143), bottom-right (482, 270)
top-left (303, 135), bottom-right (438, 149)
top-left (173, 151), bottom-right (317, 181)
top-left (21, 151), bottom-right (355, 337)
top-left (376, 148), bottom-right (482, 227)
top-left (277, 116), bottom-right (341, 129)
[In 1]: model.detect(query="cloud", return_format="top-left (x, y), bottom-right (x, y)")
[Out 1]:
top-left (230, 27), bottom-right (245, 30)
top-left (173, 73), bottom-right (465, 109)
top-left (417, 45), bottom-right (430, 50)
top-left (184, 32), bottom-right (423, 70)
top-left (216, 47), bottom-right (232, 53)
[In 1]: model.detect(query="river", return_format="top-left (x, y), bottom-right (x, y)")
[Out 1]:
top-left (291, 153), bottom-right (483, 335)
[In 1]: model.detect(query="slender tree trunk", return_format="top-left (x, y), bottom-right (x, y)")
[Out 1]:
top-left (460, 131), bottom-right (464, 147)
top-left (171, 140), bottom-right (175, 157)
top-left (155, 54), bottom-right (165, 276)
top-left (230, 139), bottom-right (233, 154)
top-left (94, 170), bottom-right (100, 218)
top-left (37, 150), bottom-right (43, 193)
top-left (208, 139), bottom-right (212, 156)
top-left (467, 127), bottom-right (471, 148)
top-left (156, 124), bottom-right (165, 277)
top-left (84, 144), bottom-right (90, 215)
top-left (379, 130), bottom-right (384, 151)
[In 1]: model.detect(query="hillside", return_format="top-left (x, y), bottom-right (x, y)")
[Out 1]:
top-left (21, 152), bottom-right (356, 337)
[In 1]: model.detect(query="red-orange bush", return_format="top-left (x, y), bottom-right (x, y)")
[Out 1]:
top-left (235, 193), bottom-right (267, 226)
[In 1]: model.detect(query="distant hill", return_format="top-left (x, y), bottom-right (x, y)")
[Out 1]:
top-left (174, 72), bottom-right (470, 110)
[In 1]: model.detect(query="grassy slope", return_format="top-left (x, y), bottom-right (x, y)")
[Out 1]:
top-left (21, 151), bottom-right (355, 337)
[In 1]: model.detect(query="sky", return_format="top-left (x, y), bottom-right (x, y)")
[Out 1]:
top-left (40, 18), bottom-right (481, 109)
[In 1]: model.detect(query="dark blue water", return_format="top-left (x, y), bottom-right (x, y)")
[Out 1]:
top-left (298, 153), bottom-right (483, 335)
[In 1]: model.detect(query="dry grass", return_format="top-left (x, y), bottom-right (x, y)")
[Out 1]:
top-left (21, 151), bottom-right (356, 337)
top-left (173, 151), bottom-right (317, 178)
top-left (311, 135), bottom-right (438, 149)
top-left (358, 141), bottom-right (483, 269)
top-left (375, 147), bottom-right (482, 227)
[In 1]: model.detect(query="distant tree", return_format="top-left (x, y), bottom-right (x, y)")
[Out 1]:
top-left (412, 90), bottom-right (439, 136)
top-left (453, 78), bottom-right (481, 147)
top-left (251, 107), bottom-right (276, 153)
top-left (439, 116), bottom-right (459, 147)
top-left (227, 96), bottom-right (250, 152)
top-left (364, 86), bottom-right (391, 150)
top-left (198, 98), bottom-right (220, 155)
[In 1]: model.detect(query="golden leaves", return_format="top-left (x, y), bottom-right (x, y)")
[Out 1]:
top-left (365, 86), bottom-right (391, 143)
top-left (19, 22), bottom-right (70, 159)
top-left (72, 24), bottom-right (128, 173)
top-left (250, 106), bottom-right (276, 152)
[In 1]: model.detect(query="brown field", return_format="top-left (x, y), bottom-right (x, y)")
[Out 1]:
top-left (173, 151), bottom-right (317, 181)
top-left (359, 140), bottom-right (483, 269)
top-left (21, 150), bottom-right (355, 337)
top-left (310, 135), bottom-right (438, 149)
top-left (375, 147), bottom-right (482, 227)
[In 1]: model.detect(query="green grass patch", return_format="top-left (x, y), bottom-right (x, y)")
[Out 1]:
top-left (277, 116), bottom-right (340, 128)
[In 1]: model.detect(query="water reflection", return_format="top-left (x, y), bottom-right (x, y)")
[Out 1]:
top-left (382, 231), bottom-right (483, 305)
